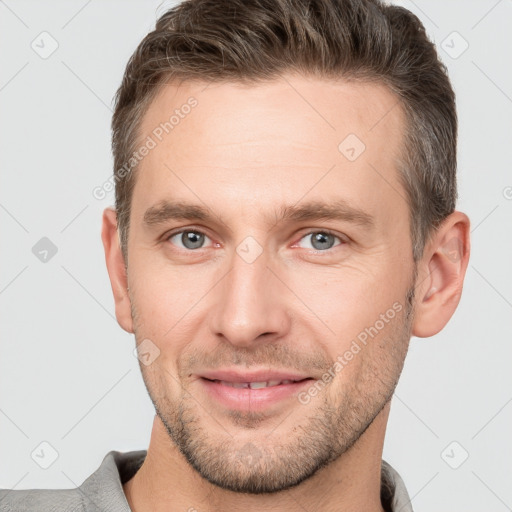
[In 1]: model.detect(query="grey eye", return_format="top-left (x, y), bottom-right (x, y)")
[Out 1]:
top-left (169, 230), bottom-right (207, 250)
top-left (298, 232), bottom-right (341, 251)
top-left (311, 232), bottom-right (336, 250)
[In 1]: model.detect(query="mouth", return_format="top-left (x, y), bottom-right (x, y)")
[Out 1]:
top-left (202, 377), bottom-right (312, 389)
top-left (197, 372), bottom-right (316, 412)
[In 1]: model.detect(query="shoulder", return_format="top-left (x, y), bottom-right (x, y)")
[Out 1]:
top-left (381, 459), bottom-right (414, 512)
top-left (0, 449), bottom-right (146, 512)
top-left (0, 487), bottom-right (85, 512)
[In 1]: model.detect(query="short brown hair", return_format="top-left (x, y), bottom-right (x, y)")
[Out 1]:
top-left (112, 0), bottom-right (457, 264)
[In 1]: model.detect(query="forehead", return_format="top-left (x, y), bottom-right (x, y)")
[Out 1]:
top-left (133, 74), bottom-right (408, 234)
top-left (140, 74), bottom-right (405, 156)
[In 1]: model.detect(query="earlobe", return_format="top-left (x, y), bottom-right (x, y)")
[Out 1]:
top-left (101, 207), bottom-right (134, 333)
top-left (411, 211), bottom-right (471, 338)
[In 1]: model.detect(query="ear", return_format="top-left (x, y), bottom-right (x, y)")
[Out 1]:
top-left (101, 207), bottom-right (134, 333)
top-left (412, 211), bottom-right (471, 338)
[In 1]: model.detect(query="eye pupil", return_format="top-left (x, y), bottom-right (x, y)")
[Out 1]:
top-left (311, 232), bottom-right (335, 250)
top-left (174, 231), bottom-right (338, 251)
top-left (182, 231), bottom-right (204, 249)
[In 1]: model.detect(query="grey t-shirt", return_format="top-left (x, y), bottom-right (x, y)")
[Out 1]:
top-left (0, 451), bottom-right (413, 511)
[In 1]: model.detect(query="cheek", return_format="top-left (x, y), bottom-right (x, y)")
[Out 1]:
top-left (130, 256), bottom-right (213, 335)
top-left (324, 304), bottom-right (410, 405)
top-left (290, 263), bottom-right (400, 339)
top-left (290, 263), bottom-right (409, 382)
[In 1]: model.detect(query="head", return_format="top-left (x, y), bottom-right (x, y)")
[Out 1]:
top-left (103, 0), bottom-right (470, 495)
top-left (112, 0), bottom-right (458, 267)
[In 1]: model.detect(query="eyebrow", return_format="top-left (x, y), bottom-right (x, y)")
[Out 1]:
top-left (142, 199), bottom-right (375, 230)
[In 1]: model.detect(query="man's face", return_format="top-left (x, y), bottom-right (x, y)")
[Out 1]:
top-left (125, 75), bottom-right (417, 493)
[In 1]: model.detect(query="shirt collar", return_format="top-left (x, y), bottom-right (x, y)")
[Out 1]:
top-left (81, 450), bottom-right (413, 511)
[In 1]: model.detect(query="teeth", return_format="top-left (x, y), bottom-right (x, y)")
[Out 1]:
top-left (216, 379), bottom-right (297, 389)
top-left (249, 381), bottom-right (268, 389)
top-left (219, 381), bottom-right (250, 388)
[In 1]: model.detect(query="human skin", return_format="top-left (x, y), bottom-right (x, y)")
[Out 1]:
top-left (102, 74), bottom-right (470, 512)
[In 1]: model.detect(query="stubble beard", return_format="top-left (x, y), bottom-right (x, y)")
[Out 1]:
top-left (131, 269), bottom-right (417, 494)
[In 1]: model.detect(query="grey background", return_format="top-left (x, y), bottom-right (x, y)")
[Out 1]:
top-left (1, 0), bottom-right (511, 510)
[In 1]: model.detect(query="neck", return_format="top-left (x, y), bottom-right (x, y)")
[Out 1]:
top-left (124, 404), bottom-right (390, 512)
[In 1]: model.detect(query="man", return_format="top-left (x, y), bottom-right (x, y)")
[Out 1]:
top-left (0, 0), bottom-right (470, 510)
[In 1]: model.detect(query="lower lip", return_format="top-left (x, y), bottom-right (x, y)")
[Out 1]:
top-left (199, 378), bottom-right (314, 411)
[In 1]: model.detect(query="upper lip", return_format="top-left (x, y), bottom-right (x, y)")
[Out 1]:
top-left (198, 369), bottom-right (313, 383)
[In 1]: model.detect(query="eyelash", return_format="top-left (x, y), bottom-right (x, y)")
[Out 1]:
top-left (294, 229), bottom-right (347, 252)
top-left (164, 227), bottom-right (347, 253)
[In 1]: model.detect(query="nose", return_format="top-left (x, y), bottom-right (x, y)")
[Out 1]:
top-left (208, 246), bottom-right (291, 348)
